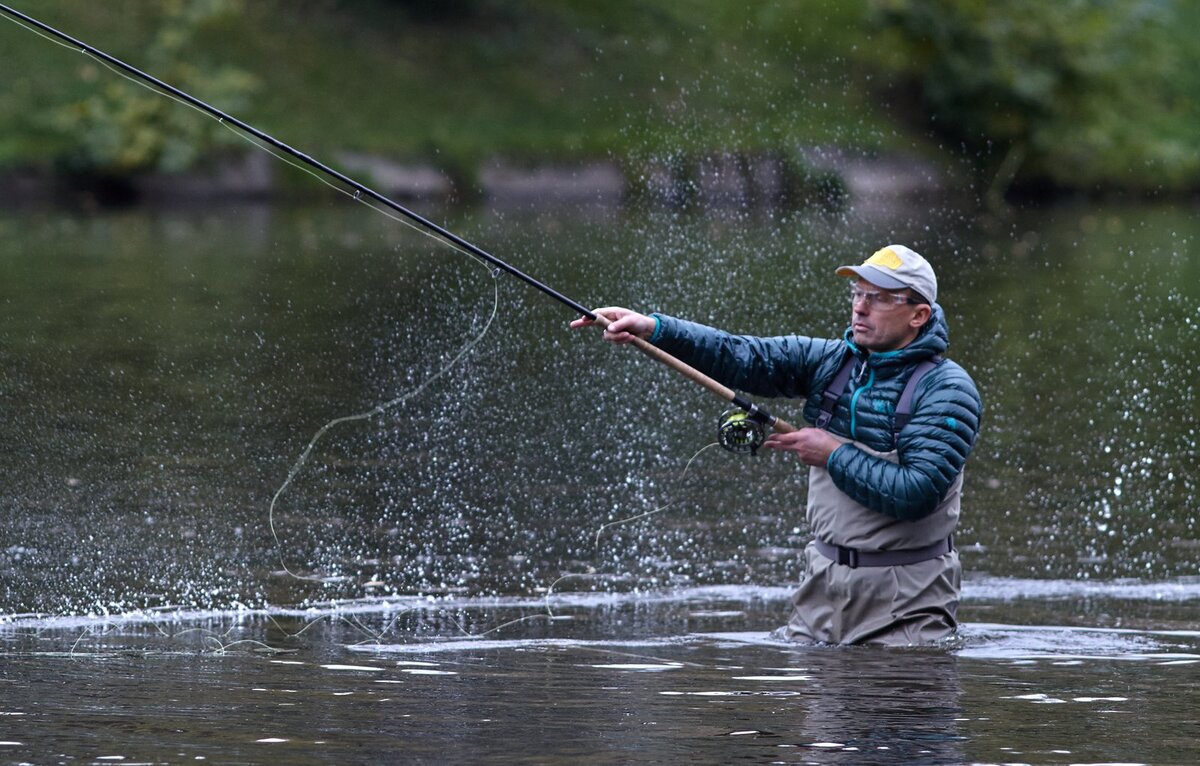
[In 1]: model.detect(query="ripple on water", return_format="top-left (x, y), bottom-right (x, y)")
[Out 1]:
top-left (589, 663), bottom-right (683, 671)
top-left (959, 623), bottom-right (1200, 662)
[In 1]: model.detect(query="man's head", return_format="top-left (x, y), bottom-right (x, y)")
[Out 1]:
top-left (836, 245), bottom-right (936, 304)
top-left (835, 245), bottom-right (936, 352)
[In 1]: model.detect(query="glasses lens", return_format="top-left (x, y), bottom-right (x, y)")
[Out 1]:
top-left (850, 288), bottom-right (909, 308)
top-left (849, 288), bottom-right (872, 305)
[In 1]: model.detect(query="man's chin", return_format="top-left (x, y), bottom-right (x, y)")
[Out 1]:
top-left (854, 333), bottom-right (891, 353)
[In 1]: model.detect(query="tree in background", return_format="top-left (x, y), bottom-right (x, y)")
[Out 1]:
top-left (870, 0), bottom-right (1193, 201)
top-left (391, 0), bottom-right (480, 22)
top-left (52, 0), bottom-right (257, 190)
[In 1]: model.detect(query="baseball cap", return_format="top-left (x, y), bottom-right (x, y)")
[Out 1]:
top-left (835, 245), bottom-right (937, 305)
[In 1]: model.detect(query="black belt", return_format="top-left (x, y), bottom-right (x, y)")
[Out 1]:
top-left (814, 535), bottom-right (954, 569)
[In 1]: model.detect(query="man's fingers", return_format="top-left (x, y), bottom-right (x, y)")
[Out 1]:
top-left (760, 436), bottom-right (793, 452)
top-left (602, 328), bottom-right (636, 344)
top-left (764, 431), bottom-right (801, 445)
top-left (570, 307), bottom-right (651, 343)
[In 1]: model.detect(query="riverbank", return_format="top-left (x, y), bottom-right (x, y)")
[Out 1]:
top-left (5, 2), bottom-right (1199, 201)
top-left (0, 147), bottom-right (954, 210)
top-left (1, 0), bottom-right (925, 206)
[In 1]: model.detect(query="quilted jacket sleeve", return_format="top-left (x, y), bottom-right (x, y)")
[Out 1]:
top-left (649, 314), bottom-right (840, 399)
top-left (826, 360), bottom-right (982, 520)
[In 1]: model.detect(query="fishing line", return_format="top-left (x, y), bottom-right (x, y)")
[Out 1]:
top-left (2, 4), bottom-right (802, 452)
top-left (101, 47), bottom-right (506, 581)
top-left (202, 636), bottom-right (289, 655)
top-left (592, 441), bottom-right (720, 547)
top-left (101, 434), bottom-right (729, 651)
top-left (265, 271), bottom-right (499, 583)
top-left (0, 6), bottom-right (77, 54)
top-left (273, 436), bottom-right (729, 642)
top-left (68, 627), bottom-right (93, 656)
top-left (215, 91), bottom-right (507, 583)
top-left (78, 51), bottom-right (510, 581)
top-left (1, 5), bottom-right (797, 641)
top-left (0, 7), bottom-right (507, 582)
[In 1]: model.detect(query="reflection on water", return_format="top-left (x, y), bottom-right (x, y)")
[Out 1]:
top-left (2, 592), bottom-right (1198, 764)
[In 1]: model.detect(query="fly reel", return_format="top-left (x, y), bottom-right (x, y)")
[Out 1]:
top-left (717, 408), bottom-right (766, 455)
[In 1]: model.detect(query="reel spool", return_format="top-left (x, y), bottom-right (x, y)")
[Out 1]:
top-left (717, 408), bottom-right (766, 455)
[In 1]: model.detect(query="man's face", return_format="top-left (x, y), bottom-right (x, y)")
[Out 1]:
top-left (849, 278), bottom-right (931, 352)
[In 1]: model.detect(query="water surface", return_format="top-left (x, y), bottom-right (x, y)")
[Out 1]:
top-left (1, 198), bottom-right (1198, 762)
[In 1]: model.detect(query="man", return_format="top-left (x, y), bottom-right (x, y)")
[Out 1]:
top-left (571, 245), bottom-right (982, 645)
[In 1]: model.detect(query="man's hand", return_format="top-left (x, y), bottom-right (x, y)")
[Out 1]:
top-left (569, 307), bottom-right (655, 344)
top-left (762, 428), bottom-right (843, 467)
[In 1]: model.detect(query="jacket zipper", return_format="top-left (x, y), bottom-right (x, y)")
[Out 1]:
top-left (848, 367), bottom-right (874, 440)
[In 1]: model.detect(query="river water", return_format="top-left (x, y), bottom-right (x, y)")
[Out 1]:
top-left (1, 197), bottom-right (1197, 763)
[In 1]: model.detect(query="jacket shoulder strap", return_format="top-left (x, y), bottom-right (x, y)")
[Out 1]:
top-left (893, 355), bottom-right (944, 447)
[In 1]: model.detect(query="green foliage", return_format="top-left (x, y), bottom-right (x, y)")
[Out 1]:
top-left (3, 0), bottom-right (890, 176)
top-left (51, 0), bottom-right (258, 179)
top-left (869, 0), bottom-right (1197, 192)
top-left (11, 0), bottom-right (1196, 194)
top-left (390, 0), bottom-right (480, 22)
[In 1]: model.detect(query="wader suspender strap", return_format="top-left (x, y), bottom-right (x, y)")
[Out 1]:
top-left (815, 352), bottom-right (856, 430)
top-left (892, 355), bottom-right (944, 448)
top-left (815, 351), bottom-right (945, 445)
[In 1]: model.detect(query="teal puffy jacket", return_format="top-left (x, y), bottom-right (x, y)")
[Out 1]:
top-left (650, 305), bottom-right (982, 521)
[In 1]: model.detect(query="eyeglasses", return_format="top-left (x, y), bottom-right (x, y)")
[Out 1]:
top-left (849, 286), bottom-right (923, 309)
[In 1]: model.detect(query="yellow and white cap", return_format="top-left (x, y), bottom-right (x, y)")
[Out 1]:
top-left (836, 245), bottom-right (937, 305)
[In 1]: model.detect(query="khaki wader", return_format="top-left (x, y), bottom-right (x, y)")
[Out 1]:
top-left (782, 436), bottom-right (962, 646)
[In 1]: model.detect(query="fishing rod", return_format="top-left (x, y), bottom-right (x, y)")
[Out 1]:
top-left (0, 3), bottom-right (795, 451)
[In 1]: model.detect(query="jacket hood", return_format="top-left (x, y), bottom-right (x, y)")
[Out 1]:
top-left (842, 303), bottom-right (950, 369)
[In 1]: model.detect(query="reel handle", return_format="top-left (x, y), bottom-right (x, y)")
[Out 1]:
top-left (588, 311), bottom-right (796, 434)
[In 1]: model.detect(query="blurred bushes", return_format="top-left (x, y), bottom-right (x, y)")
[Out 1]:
top-left (5, 0), bottom-right (1199, 199)
top-left (50, 0), bottom-right (257, 187)
top-left (390, 0), bottom-right (480, 22)
top-left (869, 0), bottom-right (1197, 195)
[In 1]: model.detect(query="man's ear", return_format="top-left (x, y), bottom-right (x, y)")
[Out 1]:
top-left (910, 304), bottom-right (932, 331)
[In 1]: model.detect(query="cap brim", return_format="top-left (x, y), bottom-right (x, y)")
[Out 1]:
top-left (835, 264), bottom-right (908, 290)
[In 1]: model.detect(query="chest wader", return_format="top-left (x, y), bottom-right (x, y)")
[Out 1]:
top-left (782, 355), bottom-right (962, 646)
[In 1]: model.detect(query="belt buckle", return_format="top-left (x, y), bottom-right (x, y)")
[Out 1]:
top-left (837, 546), bottom-right (859, 568)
